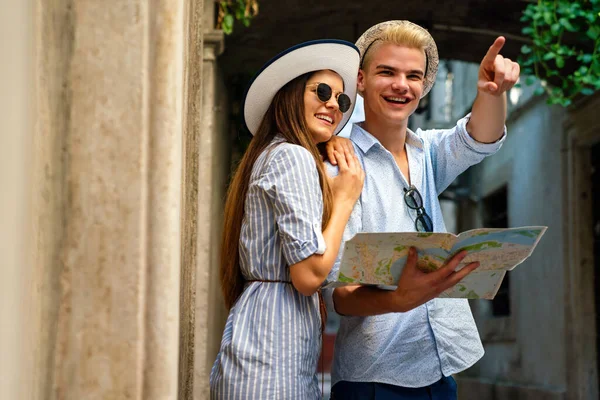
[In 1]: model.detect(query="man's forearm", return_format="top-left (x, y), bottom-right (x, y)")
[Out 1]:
top-left (466, 91), bottom-right (507, 143)
top-left (333, 285), bottom-right (400, 317)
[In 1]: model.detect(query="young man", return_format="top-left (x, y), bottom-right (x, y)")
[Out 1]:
top-left (325, 20), bottom-right (519, 399)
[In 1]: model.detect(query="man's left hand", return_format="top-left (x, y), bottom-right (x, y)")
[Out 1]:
top-left (478, 36), bottom-right (520, 96)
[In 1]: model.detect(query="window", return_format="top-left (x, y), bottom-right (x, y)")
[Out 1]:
top-left (482, 186), bottom-right (510, 317)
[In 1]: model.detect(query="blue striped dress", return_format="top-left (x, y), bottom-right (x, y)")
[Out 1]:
top-left (210, 139), bottom-right (326, 399)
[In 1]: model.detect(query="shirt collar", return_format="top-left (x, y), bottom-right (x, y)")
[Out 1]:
top-left (349, 122), bottom-right (424, 153)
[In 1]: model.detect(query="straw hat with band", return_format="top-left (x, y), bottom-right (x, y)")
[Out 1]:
top-left (243, 39), bottom-right (360, 136)
top-left (355, 20), bottom-right (439, 98)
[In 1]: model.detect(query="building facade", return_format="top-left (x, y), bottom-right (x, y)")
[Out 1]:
top-left (3, 1), bottom-right (599, 399)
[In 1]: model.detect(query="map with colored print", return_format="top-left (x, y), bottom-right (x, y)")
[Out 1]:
top-left (326, 226), bottom-right (547, 299)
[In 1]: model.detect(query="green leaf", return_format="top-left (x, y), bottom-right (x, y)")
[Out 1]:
top-left (585, 12), bottom-right (597, 23)
top-left (223, 14), bottom-right (234, 34)
top-left (551, 23), bottom-right (562, 35)
top-left (559, 18), bottom-right (577, 32)
top-left (523, 6), bottom-right (536, 18)
top-left (534, 86), bottom-right (546, 96)
top-left (581, 88), bottom-right (595, 95)
top-left (522, 26), bottom-right (534, 35)
top-left (582, 54), bottom-right (594, 63)
top-left (235, 6), bottom-right (243, 19)
top-left (517, 0), bottom-right (600, 108)
top-left (521, 57), bottom-right (535, 67)
top-left (525, 76), bottom-right (537, 85)
top-left (587, 26), bottom-right (600, 40)
top-left (552, 86), bottom-right (563, 96)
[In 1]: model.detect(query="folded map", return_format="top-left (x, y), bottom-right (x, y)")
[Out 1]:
top-left (326, 226), bottom-right (547, 299)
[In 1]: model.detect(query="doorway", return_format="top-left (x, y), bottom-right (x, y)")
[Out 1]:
top-left (592, 142), bottom-right (600, 392)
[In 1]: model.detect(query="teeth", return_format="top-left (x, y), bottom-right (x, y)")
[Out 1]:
top-left (316, 114), bottom-right (333, 123)
top-left (387, 97), bottom-right (408, 103)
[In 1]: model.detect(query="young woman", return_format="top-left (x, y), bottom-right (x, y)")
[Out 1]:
top-left (210, 40), bottom-right (363, 399)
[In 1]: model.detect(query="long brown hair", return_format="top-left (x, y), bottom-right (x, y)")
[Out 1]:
top-left (220, 71), bottom-right (334, 310)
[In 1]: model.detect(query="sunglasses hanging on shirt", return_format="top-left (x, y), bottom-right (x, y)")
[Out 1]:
top-left (403, 185), bottom-right (434, 233)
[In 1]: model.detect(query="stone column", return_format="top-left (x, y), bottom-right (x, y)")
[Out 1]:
top-left (29, 0), bottom-right (194, 398)
top-left (179, 0), bottom-right (205, 397)
top-left (179, 0), bottom-right (230, 397)
top-left (192, 1), bottom-right (229, 396)
top-left (0, 1), bottom-right (35, 399)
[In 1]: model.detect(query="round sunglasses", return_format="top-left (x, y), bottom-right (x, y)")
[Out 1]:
top-left (306, 82), bottom-right (352, 113)
top-left (403, 185), bottom-right (434, 233)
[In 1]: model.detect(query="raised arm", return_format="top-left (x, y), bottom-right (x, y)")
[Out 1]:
top-left (467, 36), bottom-right (520, 143)
top-left (290, 148), bottom-right (364, 296)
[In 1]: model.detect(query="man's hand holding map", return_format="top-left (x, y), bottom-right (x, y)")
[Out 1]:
top-left (327, 227), bottom-right (547, 299)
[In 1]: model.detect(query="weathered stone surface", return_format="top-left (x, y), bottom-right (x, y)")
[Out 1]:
top-left (179, 0), bottom-right (205, 397)
top-left (1, 2), bottom-right (36, 400)
top-left (193, 23), bottom-right (229, 399)
top-left (30, 0), bottom-right (189, 399)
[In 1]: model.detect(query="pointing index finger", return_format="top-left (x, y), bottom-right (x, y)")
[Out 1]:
top-left (482, 36), bottom-right (506, 65)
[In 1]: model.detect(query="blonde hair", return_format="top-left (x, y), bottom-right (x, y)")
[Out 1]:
top-left (362, 24), bottom-right (430, 70)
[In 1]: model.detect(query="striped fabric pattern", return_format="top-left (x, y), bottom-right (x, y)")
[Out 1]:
top-left (210, 139), bottom-right (326, 399)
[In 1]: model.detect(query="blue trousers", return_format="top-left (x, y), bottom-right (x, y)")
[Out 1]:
top-left (330, 376), bottom-right (457, 400)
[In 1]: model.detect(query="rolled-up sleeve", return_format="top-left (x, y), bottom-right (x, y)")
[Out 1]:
top-left (322, 161), bottom-right (363, 313)
top-left (419, 113), bottom-right (506, 194)
top-left (261, 144), bottom-right (326, 266)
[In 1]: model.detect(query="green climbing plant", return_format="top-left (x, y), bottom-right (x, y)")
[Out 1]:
top-left (216, 0), bottom-right (259, 35)
top-left (518, 0), bottom-right (600, 107)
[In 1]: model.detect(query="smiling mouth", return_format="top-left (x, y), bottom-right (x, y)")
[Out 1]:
top-left (315, 114), bottom-right (334, 124)
top-left (384, 96), bottom-right (410, 104)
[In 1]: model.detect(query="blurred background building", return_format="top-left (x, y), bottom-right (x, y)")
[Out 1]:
top-left (2, 0), bottom-right (599, 399)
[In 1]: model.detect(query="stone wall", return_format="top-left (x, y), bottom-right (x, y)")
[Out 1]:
top-left (1, 0), bottom-right (231, 398)
top-left (458, 95), bottom-right (569, 398)
top-left (0, 1), bottom-right (35, 399)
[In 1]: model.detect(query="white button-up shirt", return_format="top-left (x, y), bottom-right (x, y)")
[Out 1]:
top-left (326, 115), bottom-right (505, 388)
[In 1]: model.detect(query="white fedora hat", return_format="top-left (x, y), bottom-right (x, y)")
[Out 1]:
top-left (243, 39), bottom-right (360, 136)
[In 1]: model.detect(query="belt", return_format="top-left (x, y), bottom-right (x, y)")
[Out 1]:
top-left (246, 279), bottom-right (328, 333)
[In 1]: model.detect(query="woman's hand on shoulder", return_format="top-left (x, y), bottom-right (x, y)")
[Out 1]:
top-left (329, 147), bottom-right (364, 208)
top-left (324, 136), bottom-right (354, 165)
